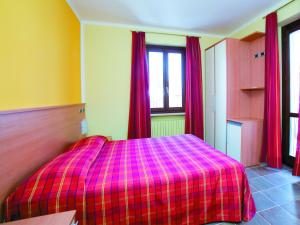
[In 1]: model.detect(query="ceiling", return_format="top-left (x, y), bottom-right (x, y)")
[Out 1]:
top-left (68, 0), bottom-right (290, 36)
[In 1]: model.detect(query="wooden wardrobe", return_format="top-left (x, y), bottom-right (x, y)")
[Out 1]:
top-left (205, 32), bottom-right (265, 167)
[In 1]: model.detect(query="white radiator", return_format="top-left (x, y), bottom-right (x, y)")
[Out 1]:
top-left (151, 117), bottom-right (185, 137)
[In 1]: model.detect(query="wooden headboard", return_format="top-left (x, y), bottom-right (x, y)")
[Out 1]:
top-left (0, 104), bottom-right (85, 219)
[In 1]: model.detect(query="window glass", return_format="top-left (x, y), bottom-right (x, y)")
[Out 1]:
top-left (149, 52), bottom-right (164, 108)
top-left (148, 46), bottom-right (185, 113)
top-left (168, 53), bottom-right (183, 107)
top-left (289, 117), bottom-right (298, 157)
top-left (289, 30), bottom-right (300, 113)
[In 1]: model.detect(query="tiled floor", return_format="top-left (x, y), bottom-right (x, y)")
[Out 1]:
top-left (207, 164), bottom-right (300, 225)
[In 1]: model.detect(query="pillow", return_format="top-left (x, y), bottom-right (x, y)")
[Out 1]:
top-left (68, 135), bottom-right (108, 151)
top-left (5, 136), bottom-right (107, 221)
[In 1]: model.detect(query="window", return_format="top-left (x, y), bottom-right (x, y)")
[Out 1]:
top-left (147, 45), bottom-right (186, 114)
top-left (282, 18), bottom-right (300, 167)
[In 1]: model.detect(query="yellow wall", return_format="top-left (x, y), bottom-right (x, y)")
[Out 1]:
top-left (230, 0), bottom-right (300, 39)
top-left (85, 26), bottom-right (131, 140)
top-left (229, 0), bottom-right (300, 68)
top-left (84, 0), bottom-right (300, 140)
top-left (0, 0), bottom-right (81, 110)
top-left (84, 24), bottom-right (221, 140)
top-left (229, 0), bottom-right (300, 121)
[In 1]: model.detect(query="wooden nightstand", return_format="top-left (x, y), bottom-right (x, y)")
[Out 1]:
top-left (3, 211), bottom-right (76, 225)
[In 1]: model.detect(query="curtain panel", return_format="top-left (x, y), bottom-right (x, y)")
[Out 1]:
top-left (185, 36), bottom-right (204, 139)
top-left (261, 12), bottom-right (282, 168)
top-left (128, 32), bottom-right (151, 139)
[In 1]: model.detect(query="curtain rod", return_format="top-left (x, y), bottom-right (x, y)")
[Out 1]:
top-left (263, 0), bottom-right (296, 18)
top-left (131, 30), bottom-right (201, 38)
top-left (146, 31), bottom-right (189, 37)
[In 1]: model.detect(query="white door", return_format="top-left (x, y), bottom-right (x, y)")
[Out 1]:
top-left (227, 121), bottom-right (241, 161)
top-left (205, 47), bottom-right (215, 147)
top-left (214, 41), bottom-right (227, 153)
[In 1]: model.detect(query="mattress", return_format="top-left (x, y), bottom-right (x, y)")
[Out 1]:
top-left (4, 134), bottom-right (255, 224)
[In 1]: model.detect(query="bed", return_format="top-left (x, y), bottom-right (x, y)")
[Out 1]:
top-left (4, 134), bottom-right (255, 225)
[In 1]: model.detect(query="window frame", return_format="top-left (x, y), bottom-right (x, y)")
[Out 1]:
top-left (147, 45), bottom-right (186, 114)
top-left (282, 18), bottom-right (300, 167)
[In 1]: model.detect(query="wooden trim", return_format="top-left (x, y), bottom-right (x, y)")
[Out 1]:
top-left (147, 45), bottom-right (186, 114)
top-left (206, 33), bottom-right (265, 50)
top-left (240, 87), bottom-right (264, 91)
top-left (0, 104), bottom-right (84, 115)
top-left (0, 104), bottom-right (85, 220)
top-left (240, 32), bottom-right (265, 42)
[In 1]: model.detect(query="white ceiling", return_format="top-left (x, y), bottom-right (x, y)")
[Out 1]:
top-left (68, 0), bottom-right (290, 36)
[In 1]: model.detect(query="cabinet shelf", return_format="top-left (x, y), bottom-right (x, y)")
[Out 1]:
top-left (240, 32), bottom-right (265, 42)
top-left (240, 86), bottom-right (264, 91)
top-left (227, 118), bottom-right (263, 123)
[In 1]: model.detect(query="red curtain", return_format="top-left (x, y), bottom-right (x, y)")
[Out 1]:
top-left (127, 32), bottom-right (151, 139)
top-left (185, 36), bottom-right (204, 139)
top-left (261, 12), bottom-right (282, 168)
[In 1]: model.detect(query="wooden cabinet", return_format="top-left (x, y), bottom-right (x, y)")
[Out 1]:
top-left (227, 119), bottom-right (263, 166)
top-left (205, 33), bottom-right (265, 167)
top-left (205, 40), bottom-right (227, 154)
top-left (3, 211), bottom-right (76, 225)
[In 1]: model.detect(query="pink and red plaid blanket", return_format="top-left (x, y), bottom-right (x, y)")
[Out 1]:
top-left (5, 135), bottom-right (255, 224)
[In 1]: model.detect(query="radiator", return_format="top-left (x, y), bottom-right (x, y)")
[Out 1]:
top-left (151, 116), bottom-right (185, 137)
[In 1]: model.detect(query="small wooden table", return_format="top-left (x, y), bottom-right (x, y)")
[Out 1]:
top-left (3, 211), bottom-right (76, 225)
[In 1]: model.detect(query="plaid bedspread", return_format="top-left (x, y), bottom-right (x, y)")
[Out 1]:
top-left (4, 135), bottom-right (255, 224)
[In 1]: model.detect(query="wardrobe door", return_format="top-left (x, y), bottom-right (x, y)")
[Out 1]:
top-left (205, 47), bottom-right (215, 147)
top-left (214, 41), bottom-right (227, 153)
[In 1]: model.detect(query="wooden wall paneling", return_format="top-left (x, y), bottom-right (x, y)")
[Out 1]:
top-left (238, 41), bottom-right (252, 119)
top-left (0, 104), bottom-right (85, 219)
top-left (225, 34), bottom-right (265, 167)
top-left (226, 39), bottom-right (241, 119)
top-left (250, 36), bottom-right (265, 88)
top-left (250, 36), bottom-right (265, 119)
top-left (226, 39), bottom-right (251, 119)
top-left (250, 91), bottom-right (265, 119)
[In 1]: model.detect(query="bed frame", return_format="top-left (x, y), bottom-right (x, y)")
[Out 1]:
top-left (0, 104), bottom-right (85, 220)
